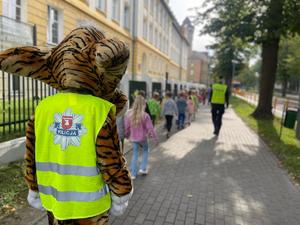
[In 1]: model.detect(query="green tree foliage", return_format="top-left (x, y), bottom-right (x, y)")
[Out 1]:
top-left (236, 61), bottom-right (260, 90)
top-left (209, 40), bottom-right (244, 87)
top-left (277, 35), bottom-right (300, 95)
top-left (286, 35), bottom-right (300, 78)
top-left (194, 0), bottom-right (300, 118)
top-left (277, 39), bottom-right (290, 97)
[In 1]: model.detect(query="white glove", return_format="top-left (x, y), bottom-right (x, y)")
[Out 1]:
top-left (110, 189), bottom-right (133, 216)
top-left (27, 189), bottom-right (45, 211)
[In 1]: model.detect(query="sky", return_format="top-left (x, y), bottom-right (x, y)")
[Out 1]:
top-left (169, 0), bottom-right (215, 52)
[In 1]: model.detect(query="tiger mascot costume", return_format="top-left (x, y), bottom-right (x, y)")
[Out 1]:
top-left (0, 26), bottom-right (133, 225)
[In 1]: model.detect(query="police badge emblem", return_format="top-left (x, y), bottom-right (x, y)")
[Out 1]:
top-left (49, 109), bottom-right (87, 150)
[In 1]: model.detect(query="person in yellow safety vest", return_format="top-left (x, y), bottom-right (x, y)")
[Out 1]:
top-left (147, 92), bottom-right (161, 125)
top-left (209, 76), bottom-right (230, 136)
top-left (0, 27), bottom-right (133, 225)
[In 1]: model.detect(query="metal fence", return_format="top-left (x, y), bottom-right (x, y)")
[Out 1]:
top-left (0, 72), bottom-right (56, 142)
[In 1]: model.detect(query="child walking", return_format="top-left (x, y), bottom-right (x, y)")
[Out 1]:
top-left (125, 95), bottom-right (158, 179)
top-left (187, 96), bottom-right (195, 125)
top-left (162, 92), bottom-right (178, 138)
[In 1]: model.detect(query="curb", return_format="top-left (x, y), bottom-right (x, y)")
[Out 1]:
top-left (0, 137), bottom-right (25, 165)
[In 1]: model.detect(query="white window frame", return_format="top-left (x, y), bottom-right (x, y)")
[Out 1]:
top-left (149, 24), bottom-right (153, 43)
top-left (159, 34), bottom-right (162, 50)
top-left (154, 29), bottom-right (158, 47)
top-left (112, 0), bottom-right (120, 21)
top-left (3, 0), bottom-right (25, 21)
top-left (123, 3), bottom-right (130, 29)
top-left (143, 18), bottom-right (148, 40)
top-left (155, 2), bottom-right (159, 20)
top-left (47, 6), bottom-right (63, 45)
top-left (150, 0), bottom-right (154, 14)
top-left (96, 0), bottom-right (106, 12)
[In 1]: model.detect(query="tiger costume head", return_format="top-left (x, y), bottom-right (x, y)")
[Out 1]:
top-left (0, 26), bottom-right (129, 113)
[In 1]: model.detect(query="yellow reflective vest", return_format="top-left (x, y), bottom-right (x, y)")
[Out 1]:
top-left (35, 93), bottom-right (115, 220)
top-left (211, 84), bottom-right (227, 104)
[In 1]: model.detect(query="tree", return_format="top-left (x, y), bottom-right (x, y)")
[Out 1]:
top-left (277, 35), bottom-right (300, 95)
top-left (286, 35), bottom-right (300, 81)
top-left (194, 0), bottom-right (300, 118)
top-left (277, 39), bottom-right (290, 97)
top-left (236, 61), bottom-right (260, 90)
top-left (209, 39), bottom-right (245, 88)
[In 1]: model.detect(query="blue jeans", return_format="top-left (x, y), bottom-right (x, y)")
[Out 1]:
top-left (178, 113), bottom-right (185, 128)
top-left (130, 140), bottom-right (149, 177)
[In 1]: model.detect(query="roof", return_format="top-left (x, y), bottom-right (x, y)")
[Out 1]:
top-left (161, 0), bottom-right (191, 46)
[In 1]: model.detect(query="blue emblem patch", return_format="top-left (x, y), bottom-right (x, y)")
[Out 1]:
top-left (49, 109), bottom-right (87, 150)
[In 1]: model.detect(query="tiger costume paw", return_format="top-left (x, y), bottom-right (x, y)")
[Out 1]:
top-left (27, 189), bottom-right (45, 211)
top-left (110, 189), bottom-right (133, 216)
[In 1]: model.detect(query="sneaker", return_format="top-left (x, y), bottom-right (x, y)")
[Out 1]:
top-left (138, 169), bottom-right (148, 175)
top-left (131, 175), bottom-right (136, 180)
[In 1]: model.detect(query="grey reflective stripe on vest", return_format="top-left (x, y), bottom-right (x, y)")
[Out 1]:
top-left (36, 162), bottom-right (99, 176)
top-left (38, 184), bottom-right (109, 202)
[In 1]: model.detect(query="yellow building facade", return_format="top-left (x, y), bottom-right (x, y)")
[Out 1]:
top-left (0, 0), bottom-right (194, 98)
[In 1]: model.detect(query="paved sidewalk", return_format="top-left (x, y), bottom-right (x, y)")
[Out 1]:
top-left (110, 107), bottom-right (300, 225)
top-left (2, 106), bottom-right (300, 225)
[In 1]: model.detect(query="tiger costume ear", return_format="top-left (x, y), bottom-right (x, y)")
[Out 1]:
top-left (93, 38), bottom-right (129, 70)
top-left (90, 38), bottom-right (129, 115)
top-left (0, 46), bottom-right (59, 89)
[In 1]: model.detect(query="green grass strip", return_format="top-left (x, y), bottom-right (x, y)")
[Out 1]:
top-left (0, 161), bottom-right (27, 217)
top-left (231, 96), bottom-right (300, 184)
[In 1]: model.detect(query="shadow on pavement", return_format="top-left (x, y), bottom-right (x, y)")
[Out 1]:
top-left (111, 108), bottom-right (300, 225)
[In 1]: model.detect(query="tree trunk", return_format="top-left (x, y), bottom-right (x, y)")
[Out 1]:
top-left (252, 0), bottom-right (284, 119)
top-left (252, 40), bottom-right (280, 119)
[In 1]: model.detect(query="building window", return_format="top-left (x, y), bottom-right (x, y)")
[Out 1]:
top-left (159, 34), bottom-right (162, 50)
top-left (3, 0), bottom-right (22, 21)
top-left (112, 0), bottom-right (120, 21)
top-left (156, 2), bottom-right (159, 20)
top-left (154, 29), bottom-right (158, 47)
top-left (143, 19), bottom-right (148, 40)
top-left (96, 0), bottom-right (106, 12)
top-left (150, 0), bottom-right (154, 14)
top-left (47, 6), bottom-right (60, 44)
top-left (149, 24), bottom-right (153, 43)
top-left (160, 7), bottom-right (163, 25)
top-left (123, 3), bottom-right (130, 29)
top-left (15, 0), bottom-right (21, 21)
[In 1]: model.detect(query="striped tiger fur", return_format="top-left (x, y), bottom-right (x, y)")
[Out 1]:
top-left (1, 26), bottom-right (132, 224)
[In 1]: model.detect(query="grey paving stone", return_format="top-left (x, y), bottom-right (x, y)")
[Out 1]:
top-left (146, 210), bottom-right (159, 221)
top-left (134, 213), bottom-right (146, 224)
top-left (153, 216), bottom-right (165, 225)
top-left (142, 221), bottom-right (154, 225)
top-left (165, 212), bottom-right (176, 223)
